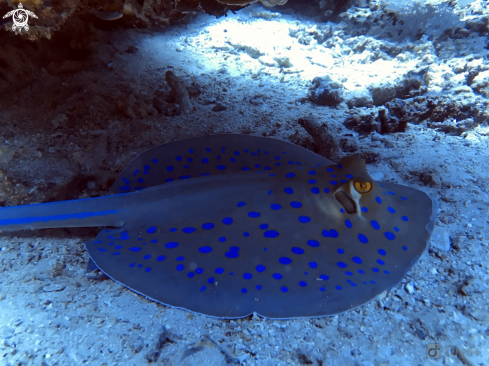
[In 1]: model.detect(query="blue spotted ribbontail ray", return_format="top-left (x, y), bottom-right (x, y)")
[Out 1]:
top-left (0, 134), bottom-right (437, 319)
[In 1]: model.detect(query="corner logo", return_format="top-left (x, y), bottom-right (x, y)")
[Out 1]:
top-left (3, 3), bottom-right (37, 33)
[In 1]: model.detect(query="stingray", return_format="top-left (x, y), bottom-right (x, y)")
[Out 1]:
top-left (0, 134), bottom-right (437, 319)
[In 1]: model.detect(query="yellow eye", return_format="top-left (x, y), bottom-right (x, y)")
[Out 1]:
top-left (354, 181), bottom-right (372, 193)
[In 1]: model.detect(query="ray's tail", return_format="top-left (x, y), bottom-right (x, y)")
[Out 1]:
top-left (0, 194), bottom-right (131, 232)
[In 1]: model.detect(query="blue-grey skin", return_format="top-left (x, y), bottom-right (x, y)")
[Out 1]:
top-left (0, 134), bottom-right (437, 319)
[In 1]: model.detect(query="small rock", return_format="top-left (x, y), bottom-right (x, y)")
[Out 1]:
top-left (212, 103), bottom-right (227, 112)
top-left (430, 226), bottom-right (451, 252)
top-left (405, 282), bottom-right (415, 294)
top-left (125, 45), bottom-right (138, 53)
top-left (51, 114), bottom-right (68, 129)
top-left (42, 284), bottom-right (66, 292)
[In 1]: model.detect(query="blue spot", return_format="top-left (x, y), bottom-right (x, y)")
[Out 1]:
top-left (241, 167), bottom-right (250, 171)
top-left (322, 229), bottom-right (339, 238)
top-left (115, 245), bottom-right (123, 250)
top-left (182, 227), bottom-right (196, 234)
top-left (290, 201), bottom-right (302, 208)
top-left (345, 219), bottom-right (352, 229)
top-left (152, 158), bottom-right (158, 164)
top-left (270, 204), bottom-right (281, 210)
top-left (94, 240), bottom-right (103, 244)
top-left (188, 272), bottom-right (195, 278)
top-left (291, 247), bottom-right (304, 255)
top-left (324, 188), bottom-right (330, 193)
top-left (199, 246), bottom-right (212, 253)
top-left (243, 232), bottom-right (250, 237)
top-left (263, 247), bottom-right (267, 251)
top-left (229, 157), bottom-right (235, 162)
top-left (279, 257), bottom-right (292, 265)
top-left (394, 226), bottom-right (399, 232)
top-left (202, 223), bottom-right (215, 230)
top-left (358, 233), bottom-right (369, 244)
top-left (256, 285), bottom-right (262, 290)
top-left (113, 252), bottom-right (121, 255)
top-left (402, 246), bottom-right (408, 251)
top-left (288, 161), bottom-right (294, 165)
top-left (337, 164), bottom-right (343, 169)
top-left (402, 216), bottom-right (409, 221)
top-left (259, 224), bottom-right (268, 230)
top-left (330, 181), bottom-right (338, 185)
top-left (267, 190), bottom-right (272, 195)
top-left (370, 281), bottom-right (376, 284)
top-left (145, 268), bottom-right (151, 272)
top-left (217, 155), bottom-right (221, 159)
top-left (284, 187), bottom-right (294, 194)
top-left (376, 196), bottom-right (382, 204)
top-left (401, 197), bottom-right (408, 200)
top-left (307, 240), bottom-right (319, 247)
top-left (195, 268), bottom-right (204, 274)
top-left (358, 269), bottom-right (365, 274)
top-left (298, 216), bottom-right (311, 223)
top-left (233, 151), bottom-right (240, 156)
top-left (280, 286), bottom-right (288, 293)
top-left (201, 158), bottom-right (209, 164)
top-left (157, 255), bottom-right (166, 261)
top-left (146, 226), bottom-right (156, 234)
top-left (326, 168), bottom-right (334, 172)
top-left (345, 271), bottom-right (353, 276)
top-left (176, 256), bottom-right (184, 261)
top-left (309, 262), bottom-right (318, 269)
top-left (273, 273), bottom-right (283, 280)
top-left (378, 249), bottom-right (386, 256)
top-left (307, 170), bottom-right (316, 176)
top-left (387, 207), bottom-right (396, 213)
top-left (337, 262), bottom-right (347, 268)
top-left (165, 178), bottom-right (174, 183)
top-left (311, 187), bottom-right (320, 194)
top-left (225, 249), bottom-right (240, 259)
top-left (215, 268), bottom-right (224, 274)
top-left (144, 255), bottom-right (151, 260)
top-left (179, 175), bottom-right (191, 179)
top-left (337, 248), bottom-right (345, 254)
top-left (219, 237), bottom-right (226, 242)
top-left (387, 191), bottom-right (395, 195)
top-left (200, 286), bottom-right (206, 292)
top-left (207, 277), bottom-right (215, 284)
top-left (361, 207), bottom-right (368, 213)
top-left (264, 166), bottom-right (271, 171)
top-left (243, 273), bottom-right (252, 280)
top-left (285, 172), bottom-right (295, 178)
top-left (165, 242), bottom-right (179, 249)
top-left (308, 179), bottom-right (317, 184)
top-left (241, 288), bottom-right (247, 294)
top-left (237, 201), bottom-right (246, 207)
top-left (352, 256), bottom-right (362, 264)
top-left (167, 166), bottom-right (174, 172)
top-left (217, 165), bottom-right (226, 170)
top-left (274, 156), bottom-right (280, 161)
top-left (138, 264), bottom-right (142, 268)
top-left (176, 264), bottom-right (184, 271)
top-left (376, 259), bottom-right (385, 265)
top-left (248, 211), bottom-right (260, 218)
top-left (372, 268), bottom-right (379, 272)
top-left (340, 209), bottom-right (345, 213)
top-left (222, 217), bottom-right (233, 225)
top-left (133, 169), bottom-right (140, 176)
top-left (256, 265), bottom-right (266, 272)
top-left (264, 230), bottom-right (279, 238)
top-left (320, 274), bottom-right (329, 280)
top-left (371, 220), bottom-right (380, 230)
top-left (320, 287), bottom-right (326, 292)
top-left (346, 174), bottom-right (353, 179)
top-left (336, 286), bottom-right (342, 290)
top-left (384, 270), bottom-right (389, 274)
top-left (384, 232), bottom-right (395, 240)
top-left (98, 248), bottom-right (106, 252)
top-left (138, 178), bottom-right (144, 184)
top-left (130, 263), bottom-right (135, 267)
top-left (129, 247), bottom-right (142, 252)
top-left (187, 158), bottom-right (193, 163)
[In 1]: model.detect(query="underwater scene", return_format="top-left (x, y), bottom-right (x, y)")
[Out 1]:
top-left (0, 0), bottom-right (488, 364)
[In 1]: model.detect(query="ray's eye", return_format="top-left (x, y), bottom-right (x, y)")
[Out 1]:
top-left (354, 181), bottom-right (372, 193)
